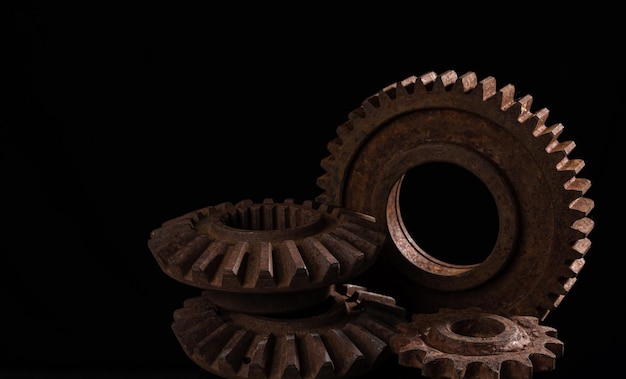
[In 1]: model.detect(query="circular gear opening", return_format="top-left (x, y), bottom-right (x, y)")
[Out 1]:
top-left (385, 144), bottom-right (519, 291)
top-left (397, 162), bottom-right (499, 265)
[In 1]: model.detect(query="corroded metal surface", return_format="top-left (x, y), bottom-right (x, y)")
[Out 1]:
top-left (172, 284), bottom-right (407, 379)
top-left (315, 70), bottom-right (594, 320)
top-left (148, 198), bottom-right (386, 314)
top-left (390, 307), bottom-right (563, 379)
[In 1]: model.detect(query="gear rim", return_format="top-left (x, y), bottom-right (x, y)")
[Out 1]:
top-left (315, 70), bottom-right (594, 320)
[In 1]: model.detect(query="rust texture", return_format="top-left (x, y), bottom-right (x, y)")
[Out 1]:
top-left (173, 284), bottom-right (406, 379)
top-left (390, 307), bottom-right (563, 379)
top-left (147, 70), bottom-right (593, 379)
top-left (315, 70), bottom-right (594, 321)
top-left (148, 198), bottom-right (407, 379)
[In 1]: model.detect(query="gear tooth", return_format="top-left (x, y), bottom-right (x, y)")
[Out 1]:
top-left (398, 75), bottom-right (418, 95)
top-left (302, 236), bottom-right (340, 282)
top-left (167, 234), bottom-right (211, 278)
top-left (572, 216), bottom-right (594, 235)
top-left (252, 241), bottom-right (276, 289)
top-left (572, 237), bottom-right (592, 256)
top-left (216, 329), bottom-right (255, 375)
top-left (191, 240), bottom-right (228, 286)
top-left (272, 334), bottom-right (302, 378)
top-left (348, 107), bottom-right (367, 122)
top-left (529, 350), bottom-right (558, 372)
top-left (568, 258), bottom-right (585, 276)
top-left (275, 240), bottom-right (309, 287)
top-left (327, 137), bottom-right (343, 154)
top-left (246, 334), bottom-right (275, 378)
top-left (478, 76), bottom-right (498, 100)
top-left (422, 355), bottom-right (460, 379)
top-left (458, 71), bottom-right (478, 92)
top-left (319, 155), bottom-right (337, 173)
top-left (547, 139), bottom-right (576, 155)
top-left (564, 177), bottom-right (592, 195)
top-left (322, 328), bottom-right (366, 376)
top-left (570, 197), bottom-right (595, 216)
top-left (299, 332), bottom-right (335, 379)
top-left (437, 70), bottom-right (458, 89)
top-left (419, 71), bottom-right (438, 86)
top-left (498, 84), bottom-right (517, 110)
top-left (342, 323), bottom-right (389, 367)
top-left (557, 157), bottom-right (585, 174)
top-left (361, 95), bottom-right (381, 115)
top-left (465, 361), bottom-right (499, 379)
top-left (501, 358), bottom-right (534, 378)
top-left (219, 241), bottom-right (247, 288)
top-left (193, 323), bottom-right (236, 367)
top-left (319, 233), bottom-right (365, 276)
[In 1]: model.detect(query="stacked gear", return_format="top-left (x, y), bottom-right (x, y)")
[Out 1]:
top-left (148, 70), bottom-right (594, 379)
top-left (148, 198), bottom-right (407, 379)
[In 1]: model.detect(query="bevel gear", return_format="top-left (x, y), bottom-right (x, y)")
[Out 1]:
top-left (315, 70), bottom-right (594, 320)
top-left (390, 307), bottom-right (564, 379)
top-left (172, 283), bottom-right (407, 379)
top-left (148, 198), bottom-right (385, 314)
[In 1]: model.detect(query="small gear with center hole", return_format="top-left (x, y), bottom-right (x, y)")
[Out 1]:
top-left (390, 307), bottom-right (564, 379)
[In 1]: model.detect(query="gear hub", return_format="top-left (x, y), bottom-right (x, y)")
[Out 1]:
top-left (315, 70), bottom-right (594, 320)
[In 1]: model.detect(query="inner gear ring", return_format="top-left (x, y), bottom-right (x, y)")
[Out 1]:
top-left (385, 142), bottom-right (518, 291)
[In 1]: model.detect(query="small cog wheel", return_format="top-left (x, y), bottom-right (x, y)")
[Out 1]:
top-left (172, 283), bottom-right (407, 379)
top-left (315, 70), bottom-right (594, 320)
top-left (390, 307), bottom-right (564, 379)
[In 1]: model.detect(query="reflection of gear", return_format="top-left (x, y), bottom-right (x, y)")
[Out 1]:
top-left (148, 198), bottom-right (385, 313)
top-left (172, 284), bottom-right (407, 379)
top-left (390, 308), bottom-right (563, 379)
top-left (315, 70), bottom-right (594, 320)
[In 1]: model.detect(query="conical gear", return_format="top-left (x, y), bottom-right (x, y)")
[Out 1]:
top-left (315, 70), bottom-right (594, 320)
top-left (148, 198), bottom-right (386, 313)
top-left (172, 283), bottom-right (407, 379)
top-left (390, 307), bottom-right (564, 379)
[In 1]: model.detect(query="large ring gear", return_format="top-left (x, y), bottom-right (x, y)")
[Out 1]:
top-left (148, 70), bottom-right (593, 378)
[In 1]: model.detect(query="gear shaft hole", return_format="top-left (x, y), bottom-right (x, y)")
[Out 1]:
top-left (398, 162), bottom-right (499, 265)
top-left (450, 317), bottom-right (505, 338)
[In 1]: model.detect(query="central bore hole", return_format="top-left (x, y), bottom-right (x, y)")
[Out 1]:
top-left (224, 205), bottom-right (320, 231)
top-left (451, 317), bottom-right (505, 337)
top-left (399, 162), bottom-right (499, 265)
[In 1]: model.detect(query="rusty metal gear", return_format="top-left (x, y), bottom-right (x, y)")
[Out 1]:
top-left (390, 307), bottom-right (564, 379)
top-left (315, 70), bottom-right (594, 320)
top-left (172, 283), bottom-right (407, 379)
top-left (148, 198), bottom-right (385, 314)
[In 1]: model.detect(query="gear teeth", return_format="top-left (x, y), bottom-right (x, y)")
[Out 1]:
top-left (172, 288), bottom-right (404, 379)
top-left (457, 71), bottom-right (478, 92)
top-left (570, 197), bottom-right (595, 215)
top-left (478, 76), bottom-right (498, 100)
top-left (149, 199), bottom-right (385, 292)
top-left (572, 237), bottom-right (592, 256)
top-left (391, 308), bottom-right (563, 379)
top-left (498, 84), bottom-right (517, 110)
top-left (323, 328), bottom-right (366, 376)
top-left (316, 70), bottom-right (595, 320)
top-left (501, 358), bottom-right (534, 378)
top-left (301, 236), bottom-right (341, 282)
top-left (564, 177), bottom-right (592, 195)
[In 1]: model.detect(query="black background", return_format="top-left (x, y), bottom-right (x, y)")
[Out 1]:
top-left (3, 3), bottom-right (624, 378)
